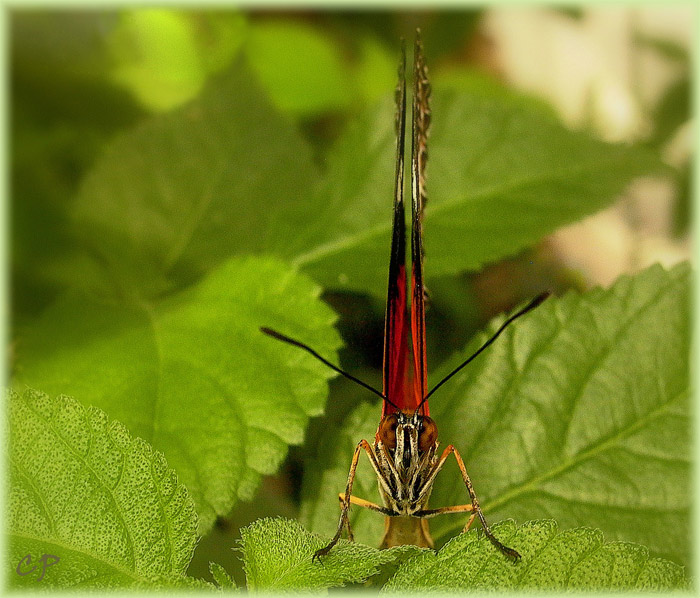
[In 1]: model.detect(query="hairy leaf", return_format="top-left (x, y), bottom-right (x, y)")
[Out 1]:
top-left (13, 257), bottom-right (341, 533)
top-left (8, 389), bottom-right (198, 589)
top-left (382, 520), bottom-right (688, 592)
top-left (209, 562), bottom-right (238, 590)
top-left (239, 517), bottom-right (404, 592)
top-left (301, 264), bottom-right (691, 567)
top-left (236, 518), bottom-right (687, 592)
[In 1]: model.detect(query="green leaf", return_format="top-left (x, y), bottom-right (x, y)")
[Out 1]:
top-left (350, 35), bottom-right (397, 106)
top-left (70, 62), bottom-right (659, 301)
top-left (244, 21), bottom-right (352, 115)
top-left (382, 520), bottom-right (688, 592)
top-left (8, 389), bottom-right (198, 589)
top-left (237, 519), bottom-right (687, 591)
top-left (239, 517), bottom-right (403, 592)
top-left (108, 10), bottom-right (208, 111)
top-left (301, 264), bottom-right (691, 566)
top-left (13, 257), bottom-right (342, 533)
top-left (209, 561), bottom-right (238, 590)
top-left (108, 10), bottom-right (247, 112)
top-left (293, 79), bottom-right (661, 293)
top-left (634, 32), bottom-right (689, 64)
top-left (647, 76), bottom-right (690, 148)
top-left (71, 59), bottom-right (319, 297)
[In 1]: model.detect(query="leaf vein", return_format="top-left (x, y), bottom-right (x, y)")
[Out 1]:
top-left (21, 397), bottom-right (139, 570)
top-left (486, 385), bottom-right (687, 517)
top-left (292, 154), bottom-right (645, 268)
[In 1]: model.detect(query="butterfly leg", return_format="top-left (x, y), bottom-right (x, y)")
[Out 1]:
top-left (449, 445), bottom-right (520, 560)
top-left (339, 494), bottom-right (395, 515)
top-left (415, 503), bottom-right (474, 517)
top-left (414, 445), bottom-right (520, 561)
top-left (465, 512), bottom-right (477, 531)
top-left (313, 440), bottom-right (392, 561)
top-left (336, 494), bottom-right (396, 542)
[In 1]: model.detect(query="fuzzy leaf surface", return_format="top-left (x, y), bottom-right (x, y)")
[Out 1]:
top-left (209, 562), bottom-right (238, 590)
top-left (382, 520), bottom-right (688, 592)
top-left (236, 518), bottom-right (687, 592)
top-left (8, 389), bottom-right (198, 589)
top-left (240, 518), bottom-right (407, 592)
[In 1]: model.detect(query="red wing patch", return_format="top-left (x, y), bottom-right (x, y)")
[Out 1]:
top-left (383, 35), bottom-right (432, 417)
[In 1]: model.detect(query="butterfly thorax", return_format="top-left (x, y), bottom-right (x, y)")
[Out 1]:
top-left (373, 410), bottom-right (439, 515)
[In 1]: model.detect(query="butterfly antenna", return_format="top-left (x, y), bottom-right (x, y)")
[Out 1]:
top-left (260, 327), bottom-right (398, 408)
top-left (418, 292), bottom-right (551, 408)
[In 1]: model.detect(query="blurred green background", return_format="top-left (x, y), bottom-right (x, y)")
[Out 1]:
top-left (10, 8), bottom-right (692, 584)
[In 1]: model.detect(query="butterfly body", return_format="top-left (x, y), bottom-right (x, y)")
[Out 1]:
top-left (367, 30), bottom-right (441, 549)
top-left (308, 33), bottom-right (519, 560)
top-left (261, 30), bottom-right (549, 562)
top-left (374, 411), bottom-right (438, 547)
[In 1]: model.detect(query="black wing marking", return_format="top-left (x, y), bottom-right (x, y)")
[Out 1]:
top-left (410, 31), bottom-right (431, 413)
top-left (382, 39), bottom-right (409, 416)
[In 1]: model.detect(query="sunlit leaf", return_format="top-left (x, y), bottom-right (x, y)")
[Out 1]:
top-left (8, 389), bottom-right (198, 589)
top-left (382, 520), bottom-right (688, 592)
top-left (239, 518), bottom-right (403, 592)
top-left (13, 257), bottom-right (341, 533)
top-left (109, 10), bottom-right (205, 111)
top-left (245, 21), bottom-right (351, 115)
top-left (108, 10), bottom-right (247, 111)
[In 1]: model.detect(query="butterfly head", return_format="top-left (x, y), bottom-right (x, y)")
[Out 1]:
top-left (377, 409), bottom-right (438, 456)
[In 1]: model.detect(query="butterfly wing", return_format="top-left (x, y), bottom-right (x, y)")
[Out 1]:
top-left (410, 33), bottom-right (431, 416)
top-left (382, 40), bottom-right (409, 417)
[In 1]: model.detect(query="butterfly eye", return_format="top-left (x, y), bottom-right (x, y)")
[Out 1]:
top-left (418, 416), bottom-right (438, 452)
top-left (378, 413), bottom-right (399, 450)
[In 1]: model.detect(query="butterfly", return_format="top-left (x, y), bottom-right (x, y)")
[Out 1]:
top-left (262, 31), bottom-right (548, 561)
